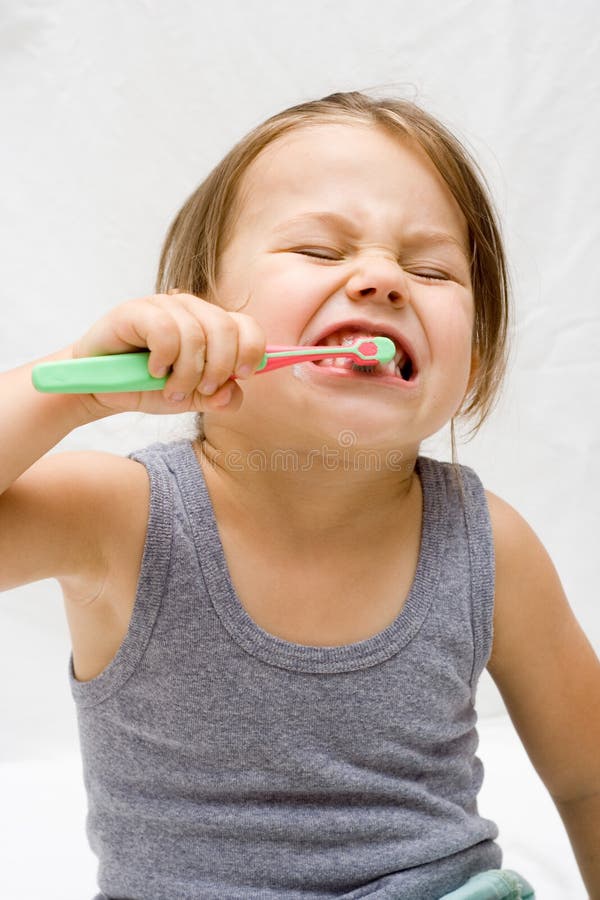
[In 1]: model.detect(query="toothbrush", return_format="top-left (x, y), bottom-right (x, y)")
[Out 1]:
top-left (31, 336), bottom-right (396, 394)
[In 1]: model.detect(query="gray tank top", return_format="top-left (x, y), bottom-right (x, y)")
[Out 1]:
top-left (69, 438), bottom-right (502, 900)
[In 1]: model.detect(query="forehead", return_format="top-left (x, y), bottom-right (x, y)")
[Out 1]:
top-left (234, 122), bottom-right (468, 243)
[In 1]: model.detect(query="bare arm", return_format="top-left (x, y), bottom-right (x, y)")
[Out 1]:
top-left (1, 292), bottom-right (266, 499)
top-left (0, 345), bottom-right (109, 496)
top-left (0, 348), bottom-right (117, 595)
top-left (555, 791), bottom-right (600, 899)
top-left (0, 293), bottom-right (264, 596)
top-left (485, 490), bottom-right (600, 899)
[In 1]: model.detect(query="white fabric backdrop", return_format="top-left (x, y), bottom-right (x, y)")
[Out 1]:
top-left (1, 1), bottom-right (598, 897)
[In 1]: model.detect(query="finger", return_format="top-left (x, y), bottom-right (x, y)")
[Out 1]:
top-left (156, 306), bottom-right (213, 401)
top-left (226, 312), bottom-right (267, 377)
top-left (145, 293), bottom-right (210, 382)
top-left (152, 293), bottom-right (249, 399)
top-left (151, 295), bottom-right (239, 400)
top-left (164, 299), bottom-right (240, 395)
top-left (106, 299), bottom-right (182, 375)
top-left (197, 378), bottom-right (242, 412)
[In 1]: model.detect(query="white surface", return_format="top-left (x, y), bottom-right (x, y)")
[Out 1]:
top-left (0, 713), bottom-right (586, 900)
top-left (1, 0), bottom-right (598, 690)
top-left (1, 0), bottom-right (598, 897)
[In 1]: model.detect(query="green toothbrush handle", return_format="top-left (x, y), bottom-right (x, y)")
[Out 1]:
top-left (31, 352), bottom-right (167, 393)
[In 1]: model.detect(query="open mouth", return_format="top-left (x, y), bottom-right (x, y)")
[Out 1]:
top-left (313, 326), bottom-right (416, 382)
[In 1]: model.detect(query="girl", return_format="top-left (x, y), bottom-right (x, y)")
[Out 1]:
top-left (1, 91), bottom-right (598, 900)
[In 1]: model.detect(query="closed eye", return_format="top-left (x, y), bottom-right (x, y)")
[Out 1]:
top-left (293, 249), bottom-right (339, 260)
top-left (292, 250), bottom-right (451, 280)
top-left (410, 271), bottom-right (449, 281)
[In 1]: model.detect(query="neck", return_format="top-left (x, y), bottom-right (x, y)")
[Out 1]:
top-left (194, 425), bottom-right (419, 546)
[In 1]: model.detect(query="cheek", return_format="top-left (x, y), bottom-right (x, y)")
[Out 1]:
top-left (426, 293), bottom-right (474, 381)
top-left (240, 256), bottom-right (326, 333)
top-left (429, 292), bottom-right (473, 345)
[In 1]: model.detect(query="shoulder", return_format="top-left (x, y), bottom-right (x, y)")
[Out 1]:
top-left (482, 488), bottom-right (600, 801)
top-left (0, 448), bottom-right (149, 603)
top-left (483, 487), bottom-right (562, 676)
top-left (51, 450), bottom-right (149, 602)
top-left (50, 448), bottom-right (149, 524)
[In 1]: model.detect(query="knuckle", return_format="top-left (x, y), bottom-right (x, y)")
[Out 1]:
top-left (147, 293), bottom-right (168, 306)
top-left (171, 291), bottom-right (210, 312)
top-left (149, 317), bottom-right (179, 348)
top-left (213, 310), bottom-right (239, 335)
top-left (186, 321), bottom-right (207, 345)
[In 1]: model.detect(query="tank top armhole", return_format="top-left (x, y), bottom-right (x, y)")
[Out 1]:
top-left (68, 444), bottom-right (174, 708)
top-left (457, 465), bottom-right (495, 688)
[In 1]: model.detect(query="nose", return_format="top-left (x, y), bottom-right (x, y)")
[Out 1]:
top-left (345, 254), bottom-right (408, 307)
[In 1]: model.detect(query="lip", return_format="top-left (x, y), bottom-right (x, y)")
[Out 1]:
top-left (307, 317), bottom-right (419, 376)
top-left (304, 359), bottom-right (420, 390)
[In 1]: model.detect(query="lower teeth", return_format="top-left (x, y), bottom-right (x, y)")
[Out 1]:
top-left (316, 359), bottom-right (403, 378)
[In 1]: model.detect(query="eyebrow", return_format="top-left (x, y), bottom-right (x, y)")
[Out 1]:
top-left (274, 211), bottom-right (469, 260)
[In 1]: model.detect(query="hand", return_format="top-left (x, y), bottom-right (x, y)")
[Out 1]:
top-left (70, 290), bottom-right (266, 418)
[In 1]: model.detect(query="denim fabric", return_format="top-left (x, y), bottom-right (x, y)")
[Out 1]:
top-left (439, 869), bottom-right (535, 899)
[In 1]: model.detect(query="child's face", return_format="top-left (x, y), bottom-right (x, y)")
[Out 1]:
top-left (211, 122), bottom-right (476, 448)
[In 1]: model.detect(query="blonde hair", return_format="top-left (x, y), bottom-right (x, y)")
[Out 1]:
top-left (155, 90), bottom-right (512, 470)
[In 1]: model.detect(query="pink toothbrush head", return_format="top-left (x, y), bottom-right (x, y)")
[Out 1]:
top-left (253, 336), bottom-right (396, 374)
